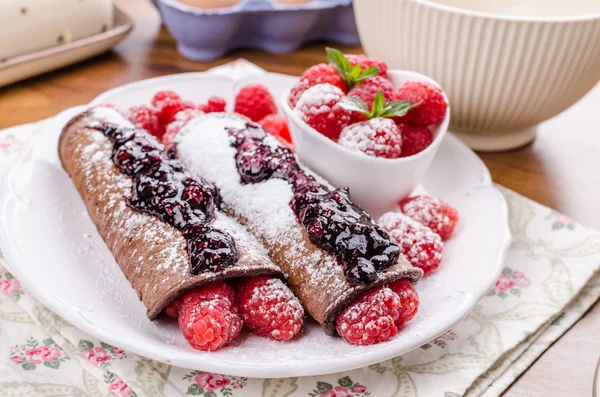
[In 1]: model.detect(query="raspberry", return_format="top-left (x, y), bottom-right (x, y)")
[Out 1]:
top-left (234, 84), bottom-right (278, 122)
top-left (338, 118), bottom-right (402, 159)
top-left (345, 54), bottom-right (389, 79)
top-left (396, 123), bottom-right (433, 157)
top-left (378, 212), bottom-right (443, 275)
top-left (335, 286), bottom-right (401, 346)
top-left (347, 76), bottom-right (394, 108)
top-left (236, 276), bottom-right (304, 341)
top-left (388, 279), bottom-right (419, 326)
top-left (158, 100), bottom-right (195, 126)
top-left (126, 105), bottom-right (162, 138)
top-left (259, 114), bottom-right (291, 143)
top-left (199, 96), bottom-right (227, 113)
top-left (151, 90), bottom-right (181, 109)
top-left (164, 300), bottom-right (180, 318)
top-left (399, 195), bottom-right (459, 240)
top-left (294, 83), bottom-right (353, 141)
top-left (289, 63), bottom-right (348, 108)
top-left (162, 108), bottom-right (204, 148)
top-left (394, 81), bottom-right (448, 126)
top-left (178, 281), bottom-right (242, 351)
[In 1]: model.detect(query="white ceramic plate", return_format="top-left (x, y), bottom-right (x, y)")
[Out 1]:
top-left (0, 71), bottom-right (511, 377)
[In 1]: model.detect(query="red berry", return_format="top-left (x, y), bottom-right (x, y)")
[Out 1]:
top-left (234, 84), bottom-right (278, 122)
top-left (347, 76), bottom-right (394, 108)
top-left (164, 300), bottom-right (180, 318)
top-left (399, 195), bottom-right (459, 240)
top-left (126, 105), bottom-right (163, 138)
top-left (158, 100), bottom-right (195, 126)
top-left (338, 117), bottom-right (402, 159)
top-left (178, 281), bottom-right (242, 351)
top-left (378, 212), bottom-right (443, 275)
top-left (388, 279), bottom-right (419, 326)
top-left (200, 96), bottom-right (227, 113)
top-left (259, 114), bottom-right (291, 143)
top-left (289, 63), bottom-right (348, 108)
top-left (236, 276), bottom-right (304, 341)
top-left (345, 54), bottom-right (389, 79)
top-left (394, 81), bottom-right (448, 126)
top-left (335, 286), bottom-right (401, 346)
top-left (162, 108), bottom-right (204, 148)
top-left (396, 123), bottom-right (433, 157)
top-left (151, 90), bottom-right (181, 109)
top-left (294, 83), bottom-right (353, 141)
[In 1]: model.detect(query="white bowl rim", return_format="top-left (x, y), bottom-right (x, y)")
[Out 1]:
top-left (281, 69), bottom-right (450, 165)
top-left (404, 0), bottom-right (600, 23)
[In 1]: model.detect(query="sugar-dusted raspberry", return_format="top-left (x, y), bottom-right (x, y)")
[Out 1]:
top-left (294, 83), bottom-right (353, 141)
top-left (347, 76), bottom-right (394, 108)
top-left (396, 123), bottom-right (433, 157)
top-left (259, 114), bottom-right (291, 143)
top-left (164, 300), bottom-right (180, 318)
top-left (151, 90), bottom-right (181, 109)
top-left (378, 211), bottom-right (443, 275)
top-left (159, 100), bottom-right (195, 126)
top-left (388, 279), bottom-right (419, 326)
top-left (345, 54), bottom-right (389, 79)
top-left (162, 108), bottom-right (204, 148)
top-left (126, 105), bottom-right (162, 138)
top-left (399, 195), bottom-right (459, 240)
top-left (289, 63), bottom-right (348, 108)
top-left (237, 276), bottom-right (304, 341)
top-left (200, 96), bottom-right (227, 113)
top-left (394, 81), bottom-right (448, 126)
top-left (234, 84), bottom-right (278, 122)
top-left (178, 281), bottom-right (242, 351)
top-left (338, 117), bottom-right (402, 159)
top-left (335, 286), bottom-right (401, 346)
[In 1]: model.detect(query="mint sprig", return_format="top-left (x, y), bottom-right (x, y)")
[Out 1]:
top-left (326, 47), bottom-right (379, 90)
top-left (338, 91), bottom-right (418, 119)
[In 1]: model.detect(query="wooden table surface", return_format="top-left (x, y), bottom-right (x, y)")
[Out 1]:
top-left (1, 0), bottom-right (599, 395)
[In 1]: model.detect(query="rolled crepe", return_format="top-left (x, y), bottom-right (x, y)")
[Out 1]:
top-left (58, 107), bottom-right (282, 320)
top-left (174, 113), bottom-right (423, 335)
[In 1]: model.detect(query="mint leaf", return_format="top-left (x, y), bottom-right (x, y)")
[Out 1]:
top-left (338, 96), bottom-right (370, 115)
top-left (326, 47), bottom-right (352, 78)
top-left (350, 64), bottom-right (362, 79)
top-left (355, 66), bottom-right (380, 83)
top-left (381, 100), bottom-right (414, 118)
top-left (371, 91), bottom-right (387, 116)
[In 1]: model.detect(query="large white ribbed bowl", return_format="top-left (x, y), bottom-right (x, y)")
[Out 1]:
top-left (354, 0), bottom-right (600, 151)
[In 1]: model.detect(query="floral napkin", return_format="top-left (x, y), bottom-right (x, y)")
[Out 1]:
top-left (1, 61), bottom-right (600, 397)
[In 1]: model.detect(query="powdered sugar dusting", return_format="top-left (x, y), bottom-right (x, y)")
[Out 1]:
top-left (338, 118), bottom-right (402, 159)
top-left (294, 83), bottom-right (345, 112)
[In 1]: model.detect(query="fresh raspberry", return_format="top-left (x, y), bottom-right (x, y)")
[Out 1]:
top-left (162, 108), bottom-right (204, 148)
top-left (126, 105), bottom-right (162, 138)
top-left (394, 81), bottom-right (448, 126)
top-left (347, 76), bottom-right (394, 108)
top-left (234, 84), bottom-right (278, 122)
top-left (294, 83), bottom-right (353, 141)
top-left (199, 96), bottom-right (227, 113)
top-left (151, 90), bottom-right (181, 109)
top-left (399, 195), bottom-right (459, 240)
top-left (335, 286), bottom-right (401, 346)
top-left (338, 117), bottom-right (402, 159)
top-left (236, 276), bottom-right (304, 341)
top-left (378, 212), bottom-right (444, 275)
top-left (158, 100), bottom-right (195, 126)
top-left (289, 63), bottom-right (348, 108)
top-left (396, 123), bottom-right (433, 157)
top-left (345, 54), bottom-right (389, 79)
top-left (388, 279), bottom-right (419, 326)
top-left (259, 114), bottom-right (291, 143)
top-left (178, 281), bottom-right (242, 351)
top-left (164, 300), bottom-right (180, 318)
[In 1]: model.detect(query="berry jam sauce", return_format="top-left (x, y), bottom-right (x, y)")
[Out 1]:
top-left (228, 123), bottom-right (400, 285)
top-left (94, 123), bottom-right (238, 275)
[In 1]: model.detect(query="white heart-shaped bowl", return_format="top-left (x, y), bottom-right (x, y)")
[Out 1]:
top-left (281, 70), bottom-right (450, 218)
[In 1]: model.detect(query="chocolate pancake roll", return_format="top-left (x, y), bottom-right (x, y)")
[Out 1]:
top-left (173, 113), bottom-right (423, 335)
top-left (58, 107), bottom-right (282, 320)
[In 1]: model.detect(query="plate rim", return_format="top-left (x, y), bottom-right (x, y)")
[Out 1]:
top-left (0, 72), bottom-right (511, 377)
